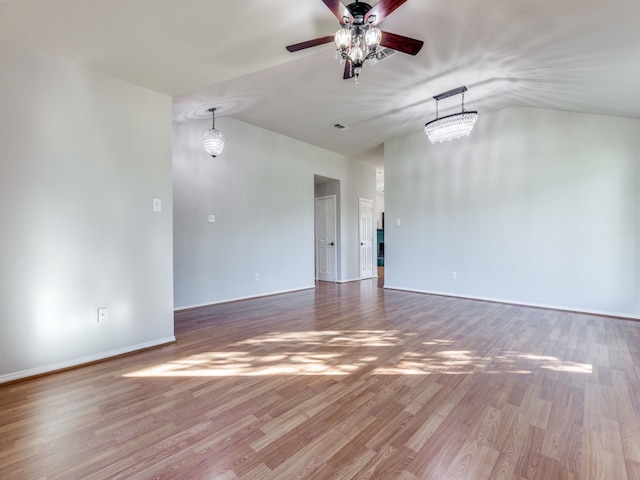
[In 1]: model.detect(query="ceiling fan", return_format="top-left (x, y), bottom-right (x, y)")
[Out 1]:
top-left (286, 0), bottom-right (424, 83)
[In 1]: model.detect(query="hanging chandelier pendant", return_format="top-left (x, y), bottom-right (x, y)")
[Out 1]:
top-left (202, 108), bottom-right (225, 157)
top-left (425, 86), bottom-right (479, 143)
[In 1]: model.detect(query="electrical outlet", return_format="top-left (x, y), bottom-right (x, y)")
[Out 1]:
top-left (208, 215), bottom-right (216, 223)
top-left (97, 307), bottom-right (109, 323)
top-left (254, 273), bottom-right (260, 281)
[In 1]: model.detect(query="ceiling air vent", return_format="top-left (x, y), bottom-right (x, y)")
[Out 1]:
top-left (375, 48), bottom-right (397, 63)
top-left (333, 123), bottom-right (350, 131)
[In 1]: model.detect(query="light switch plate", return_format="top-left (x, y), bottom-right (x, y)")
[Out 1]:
top-left (153, 198), bottom-right (162, 212)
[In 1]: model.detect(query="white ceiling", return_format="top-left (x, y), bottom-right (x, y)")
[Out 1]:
top-left (3, 0), bottom-right (640, 171)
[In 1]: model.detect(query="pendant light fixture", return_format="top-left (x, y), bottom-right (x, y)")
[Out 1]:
top-left (202, 108), bottom-right (225, 157)
top-left (424, 86), bottom-right (478, 143)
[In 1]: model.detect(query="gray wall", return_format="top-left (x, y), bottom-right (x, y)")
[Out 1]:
top-left (0, 45), bottom-right (175, 382)
top-left (172, 117), bottom-right (376, 309)
top-left (385, 107), bottom-right (640, 318)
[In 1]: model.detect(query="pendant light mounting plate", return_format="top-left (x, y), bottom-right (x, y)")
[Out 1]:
top-left (433, 86), bottom-right (467, 101)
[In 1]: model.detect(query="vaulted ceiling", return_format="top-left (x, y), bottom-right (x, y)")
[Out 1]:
top-left (3, 0), bottom-right (640, 169)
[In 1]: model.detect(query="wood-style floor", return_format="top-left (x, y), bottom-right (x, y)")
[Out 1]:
top-left (2, 273), bottom-right (640, 479)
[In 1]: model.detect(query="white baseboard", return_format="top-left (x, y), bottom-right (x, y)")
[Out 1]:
top-left (0, 336), bottom-right (176, 385)
top-left (383, 285), bottom-right (640, 321)
top-left (175, 285), bottom-right (316, 311)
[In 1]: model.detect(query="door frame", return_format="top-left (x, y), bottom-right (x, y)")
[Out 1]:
top-left (358, 197), bottom-right (374, 279)
top-left (314, 194), bottom-right (337, 282)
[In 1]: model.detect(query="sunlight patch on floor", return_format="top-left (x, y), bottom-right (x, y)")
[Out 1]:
top-left (125, 350), bottom-right (366, 377)
top-left (123, 330), bottom-right (593, 378)
top-left (233, 330), bottom-right (401, 347)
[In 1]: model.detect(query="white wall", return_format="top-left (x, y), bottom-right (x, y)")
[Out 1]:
top-left (385, 107), bottom-right (640, 318)
top-left (172, 117), bottom-right (376, 309)
top-left (0, 45), bottom-right (175, 382)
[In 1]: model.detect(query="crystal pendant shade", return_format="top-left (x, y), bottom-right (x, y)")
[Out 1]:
top-left (351, 44), bottom-right (365, 63)
top-left (424, 86), bottom-right (478, 143)
top-left (202, 128), bottom-right (225, 157)
top-left (425, 111), bottom-right (478, 143)
top-left (334, 27), bottom-right (351, 49)
top-left (202, 108), bottom-right (225, 157)
top-left (364, 27), bottom-right (382, 49)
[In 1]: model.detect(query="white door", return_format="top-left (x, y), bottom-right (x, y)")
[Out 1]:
top-left (359, 198), bottom-right (374, 279)
top-left (315, 195), bottom-right (337, 282)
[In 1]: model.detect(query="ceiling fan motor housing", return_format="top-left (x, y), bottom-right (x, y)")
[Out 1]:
top-left (346, 1), bottom-right (373, 24)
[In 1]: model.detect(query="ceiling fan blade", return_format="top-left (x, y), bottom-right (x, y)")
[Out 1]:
top-left (365, 0), bottom-right (407, 25)
top-left (322, 0), bottom-right (350, 22)
top-left (343, 60), bottom-right (354, 79)
top-left (286, 35), bottom-right (335, 53)
top-left (380, 31), bottom-right (424, 55)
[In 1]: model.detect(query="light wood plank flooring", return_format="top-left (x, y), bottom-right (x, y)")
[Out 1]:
top-left (2, 278), bottom-right (640, 479)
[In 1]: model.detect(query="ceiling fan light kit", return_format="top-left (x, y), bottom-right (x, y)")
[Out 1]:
top-left (286, 0), bottom-right (423, 84)
top-left (333, 3), bottom-right (383, 85)
top-left (202, 108), bottom-right (225, 157)
top-left (425, 86), bottom-right (479, 143)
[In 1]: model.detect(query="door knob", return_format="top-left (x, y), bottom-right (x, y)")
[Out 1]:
top-left (330, 242), bottom-right (335, 246)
